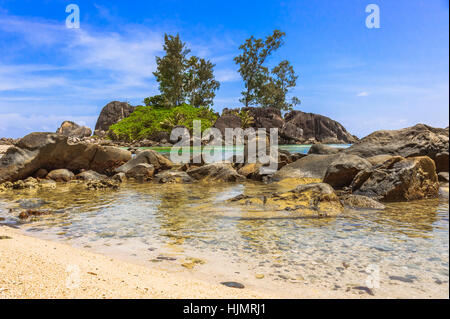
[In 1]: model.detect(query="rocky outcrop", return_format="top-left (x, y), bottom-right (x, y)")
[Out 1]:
top-left (343, 124), bottom-right (449, 170)
top-left (115, 150), bottom-right (173, 174)
top-left (187, 163), bottom-right (245, 182)
top-left (351, 156), bottom-right (439, 201)
top-left (213, 108), bottom-right (356, 144)
top-left (0, 132), bottom-right (131, 183)
top-left (283, 110), bottom-right (358, 144)
top-left (243, 107), bottom-right (284, 130)
top-left (323, 155), bottom-right (372, 189)
top-left (56, 121), bottom-right (92, 138)
top-left (213, 113), bottom-right (242, 134)
top-left (94, 101), bottom-right (135, 133)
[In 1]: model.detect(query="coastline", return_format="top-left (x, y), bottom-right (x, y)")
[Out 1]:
top-left (2, 225), bottom-right (448, 299)
top-left (0, 225), bottom-right (281, 299)
top-left (5, 225), bottom-right (356, 299)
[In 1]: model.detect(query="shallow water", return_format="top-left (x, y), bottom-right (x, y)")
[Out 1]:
top-left (0, 180), bottom-right (448, 298)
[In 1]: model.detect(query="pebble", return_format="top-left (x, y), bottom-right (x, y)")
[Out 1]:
top-left (389, 275), bottom-right (417, 283)
top-left (221, 282), bottom-right (245, 289)
top-left (353, 286), bottom-right (374, 296)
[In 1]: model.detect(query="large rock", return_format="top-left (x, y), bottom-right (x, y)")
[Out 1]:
top-left (434, 152), bottom-right (449, 172)
top-left (283, 110), bottom-right (357, 144)
top-left (323, 155), bottom-right (372, 189)
top-left (90, 146), bottom-right (132, 175)
top-left (280, 122), bottom-right (303, 142)
top-left (94, 101), bottom-right (136, 132)
top-left (273, 154), bottom-right (341, 180)
top-left (344, 124), bottom-right (449, 165)
top-left (47, 169), bottom-right (74, 182)
top-left (352, 156), bottom-right (439, 201)
top-left (213, 114), bottom-right (242, 135)
top-left (308, 144), bottom-right (340, 155)
top-left (242, 107), bottom-right (284, 130)
top-left (56, 121), bottom-right (92, 138)
top-left (230, 182), bottom-right (343, 217)
top-left (0, 132), bottom-right (131, 183)
top-left (125, 163), bottom-right (155, 181)
top-left (187, 163), bottom-right (245, 182)
top-left (115, 150), bottom-right (173, 174)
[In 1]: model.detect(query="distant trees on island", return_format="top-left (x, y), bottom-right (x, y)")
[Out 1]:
top-left (144, 30), bottom-right (299, 111)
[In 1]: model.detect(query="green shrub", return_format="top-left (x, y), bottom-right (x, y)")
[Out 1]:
top-left (109, 103), bottom-right (218, 141)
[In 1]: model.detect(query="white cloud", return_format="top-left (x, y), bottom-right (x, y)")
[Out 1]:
top-left (356, 91), bottom-right (369, 97)
top-left (215, 69), bottom-right (240, 82)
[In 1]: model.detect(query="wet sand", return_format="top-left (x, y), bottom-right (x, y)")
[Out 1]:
top-left (0, 226), bottom-right (283, 298)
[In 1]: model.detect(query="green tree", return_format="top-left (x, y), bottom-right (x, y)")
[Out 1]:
top-left (185, 56), bottom-right (220, 107)
top-left (234, 30), bottom-right (300, 111)
top-left (258, 60), bottom-right (300, 111)
top-left (153, 34), bottom-right (191, 107)
top-left (234, 30), bottom-right (285, 107)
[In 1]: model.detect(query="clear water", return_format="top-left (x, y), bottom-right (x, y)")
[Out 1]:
top-left (0, 180), bottom-right (448, 298)
top-left (0, 144), bottom-right (448, 298)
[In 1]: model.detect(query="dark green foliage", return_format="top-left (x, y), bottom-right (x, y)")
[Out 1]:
top-left (109, 104), bottom-right (218, 141)
top-left (153, 34), bottom-right (190, 107)
top-left (185, 56), bottom-right (220, 107)
top-left (234, 30), bottom-right (300, 110)
top-left (151, 34), bottom-right (220, 108)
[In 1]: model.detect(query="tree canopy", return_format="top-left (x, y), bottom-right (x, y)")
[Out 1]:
top-left (234, 30), bottom-right (300, 111)
top-left (151, 34), bottom-right (220, 108)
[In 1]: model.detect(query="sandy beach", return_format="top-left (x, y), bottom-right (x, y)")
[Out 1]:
top-left (0, 226), bottom-right (284, 299)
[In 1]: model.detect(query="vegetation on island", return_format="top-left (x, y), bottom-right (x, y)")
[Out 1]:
top-left (109, 30), bottom-right (299, 140)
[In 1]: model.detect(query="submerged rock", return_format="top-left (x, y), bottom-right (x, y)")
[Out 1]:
top-left (230, 182), bottom-right (343, 217)
top-left (338, 194), bottom-right (385, 210)
top-left (352, 156), bottom-right (439, 201)
top-left (187, 163), bottom-right (245, 182)
top-left (18, 209), bottom-right (51, 219)
top-left (154, 170), bottom-right (194, 184)
top-left (86, 179), bottom-right (120, 190)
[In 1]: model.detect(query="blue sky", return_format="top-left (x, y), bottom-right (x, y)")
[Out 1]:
top-left (0, 0), bottom-right (448, 138)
